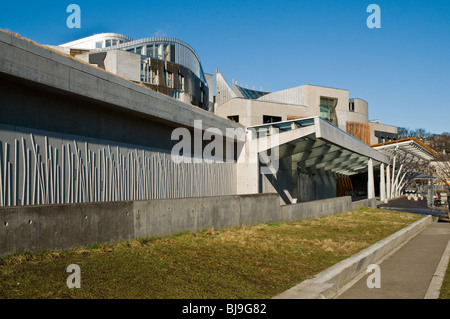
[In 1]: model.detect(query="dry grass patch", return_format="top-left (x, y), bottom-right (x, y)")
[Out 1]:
top-left (0, 207), bottom-right (423, 299)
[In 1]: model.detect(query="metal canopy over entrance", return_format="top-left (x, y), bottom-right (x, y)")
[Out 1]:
top-left (372, 137), bottom-right (439, 200)
top-left (248, 116), bottom-right (389, 176)
top-left (372, 137), bottom-right (438, 162)
top-left (238, 117), bottom-right (389, 203)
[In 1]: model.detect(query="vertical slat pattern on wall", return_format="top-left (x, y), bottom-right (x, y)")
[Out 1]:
top-left (0, 133), bottom-right (237, 207)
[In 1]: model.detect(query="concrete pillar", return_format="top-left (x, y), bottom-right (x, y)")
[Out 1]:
top-left (367, 158), bottom-right (375, 199)
top-left (291, 160), bottom-right (298, 201)
top-left (380, 163), bottom-right (386, 202)
top-left (386, 165), bottom-right (391, 200)
top-left (236, 131), bottom-right (259, 195)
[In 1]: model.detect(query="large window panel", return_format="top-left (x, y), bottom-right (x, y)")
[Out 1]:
top-left (146, 45), bottom-right (154, 58)
top-left (319, 97), bottom-right (337, 122)
top-left (164, 70), bottom-right (173, 88)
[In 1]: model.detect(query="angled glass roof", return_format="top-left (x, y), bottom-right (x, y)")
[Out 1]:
top-left (249, 117), bottom-right (315, 138)
top-left (235, 85), bottom-right (269, 99)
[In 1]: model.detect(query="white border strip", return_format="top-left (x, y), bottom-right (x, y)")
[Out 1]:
top-left (424, 239), bottom-right (450, 299)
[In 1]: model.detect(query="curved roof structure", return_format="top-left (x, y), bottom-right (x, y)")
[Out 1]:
top-left (93, 36), bottom-right (207, 83)
top-left (59, 33), bottom-right (207, 83)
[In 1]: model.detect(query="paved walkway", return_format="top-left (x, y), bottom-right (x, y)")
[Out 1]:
top-left (337, 219), bottom-right (450, 299)
top-left (377, 196), bottom-right (448, 218)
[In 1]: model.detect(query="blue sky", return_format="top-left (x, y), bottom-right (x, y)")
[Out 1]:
top-left (1, 0), bottom-right (449, 134)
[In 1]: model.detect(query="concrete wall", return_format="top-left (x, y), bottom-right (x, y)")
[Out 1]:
top-left (0, 194), bottom-right (375, 257)
top-left (261, 159), bottom-right (338, 205)
top-left (216, 98), bottom-right (314, 127)
top-left (110, 50), bottom-right (141, 82)
top-left (0, 30), bottom-right (244, 208)
top-left (72, 50), bottom-right (141, 84)
top-left (281, 196), bottom-right (351, 222)
top-left (257, 86), bottom-right (303, 105)
top-left (336, 98), bottom-right (369, 132)
top-left (301, 85), bottom-right (349, 126)
top-left (0, 124), bottom-right (237, 207)
top-left (351, 197), bottom-right (377, 210)
top-left (0, 30), bottom-right (240, 137)
top-left (296, 170), bottom-right (338, 203)
top-left (280, 197), bottom-right (376, 223)
top-left (369, 122), bottom-right (399, 145)
top-left (0, 194), bottom-right (280, 257)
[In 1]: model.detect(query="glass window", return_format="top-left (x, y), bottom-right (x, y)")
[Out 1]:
top-left (126, 48), bottom-right (134, 53)
top-left (228, 115), bottom-right (239, 123)
top-left (95, 41), bottom-right (103, 48)
top-left (105, 39), bottom-right (112, 47)
top-left (171, 90), bottom-right (179, 99)
top-left (140, 63), bottom-right (145, 82)
top-left (263, 115), bottom-right (282, 123)
top-left (164, 71), bottom-right (173, 88)
top-left (319, 97), bottom-right (336, 121)
top-left (349, 101), bottom-right (355, 112)
top-left (146, 45), bottom-right (154, 58)
top-left (112, 40), bottom-right (118, 46)
top-left (178, 74), bottom-right (184, 90)
top-left (135, 46), bottom-right (143, 55)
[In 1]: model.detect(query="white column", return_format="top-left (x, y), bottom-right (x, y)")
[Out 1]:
top-left (386, 165), bottom-right (391, 200)
top-left (397, 170), bottom-right (408, 197)
top-left (391, 155), bottom-right (396, 199)
top-left (367, 158), bottom-right (375, 199)
top-left (393, 163), bottom-right (403, 198)
top-left (380, 163), bottom-right (386, 202)
top-left (236, 131), bottom-right (259, 195)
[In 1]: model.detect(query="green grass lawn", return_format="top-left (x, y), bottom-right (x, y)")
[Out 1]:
top-left (0, 207), bottom-right (423, 299)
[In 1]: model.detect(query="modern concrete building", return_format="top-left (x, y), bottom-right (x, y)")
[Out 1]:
top-left (52, 33), bottom-right (211, 111)
top-left (214, 70), bottom-right (398, 146)
top-left (1, 29), bottom-right (442, 260)
top-left (1, 29), bottom-right (435, 209)
top-left (0, 30), bottom-right (239, 208)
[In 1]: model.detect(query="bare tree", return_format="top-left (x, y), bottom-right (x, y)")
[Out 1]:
top-left (398, 128), bottom-right (449, 188)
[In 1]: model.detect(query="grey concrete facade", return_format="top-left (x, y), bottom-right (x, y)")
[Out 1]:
top-left (0, 30), bottom-right (393, 210)
top-left (0, 30), bottom-right (242, 207)
top-left (214, 70), bottom-right (399, 146)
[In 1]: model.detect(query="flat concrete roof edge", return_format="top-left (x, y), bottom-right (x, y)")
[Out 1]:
top-left (316, 118), bottom-right (390, 164)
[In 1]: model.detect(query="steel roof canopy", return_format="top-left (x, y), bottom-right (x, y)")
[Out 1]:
top-left (372, 137), bottom-right (438, 162)
top-left (247, 117), bottom-right (389, 176)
